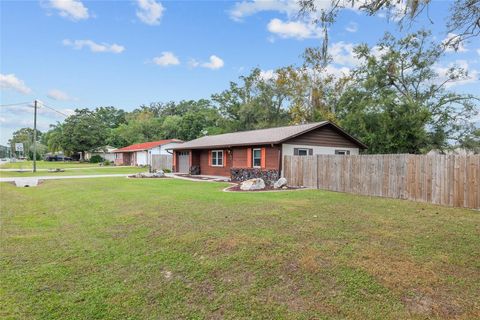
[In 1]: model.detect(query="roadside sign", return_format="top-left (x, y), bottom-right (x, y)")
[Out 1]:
top-left (15, 143), bottom-right (24, 152)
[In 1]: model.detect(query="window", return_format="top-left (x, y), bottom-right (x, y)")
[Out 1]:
top-left (294, 148), bottom-right (313, 156)
top-left (211, 150), bottom-right (223, 166)
top-left (252, 148), bottom-right (261, 167)
top-left (335, 150), bottom-right (350, 155)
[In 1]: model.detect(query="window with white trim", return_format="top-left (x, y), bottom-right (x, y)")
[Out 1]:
top-left (252, 148), bottom-right (261, 167)
top-left (335, 150), bottom-right (350, 155)
top-left (211, 150), bottom-right (223, 166)
top-left (294, 148), bottom-right (312, 156)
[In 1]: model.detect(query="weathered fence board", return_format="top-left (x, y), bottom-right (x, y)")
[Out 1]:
top-left (151, 154), bottom-right (173, 171)
top-left (283, 154), bottom-right (480, 209)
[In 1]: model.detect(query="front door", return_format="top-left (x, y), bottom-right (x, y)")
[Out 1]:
top-left (177, 151), bottom-right (190, 173)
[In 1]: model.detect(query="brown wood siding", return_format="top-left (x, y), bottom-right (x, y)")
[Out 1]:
top-left (285, 125), bottom-right (360, 148)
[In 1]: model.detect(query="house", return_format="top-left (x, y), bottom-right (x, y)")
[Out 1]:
top-left (170, 121), bottom-right (366, 177)
top-left (113, 139), bottom-right (183, 166)
top-left (85, 146), bottom-right (116, 162)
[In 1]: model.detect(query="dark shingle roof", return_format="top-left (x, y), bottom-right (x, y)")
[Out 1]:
top-left (170, 121), bottom-right (367, 150)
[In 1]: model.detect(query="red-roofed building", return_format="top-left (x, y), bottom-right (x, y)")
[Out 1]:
top-left (113, 139), bottom-right (183, 166)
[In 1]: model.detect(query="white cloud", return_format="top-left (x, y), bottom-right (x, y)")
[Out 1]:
top-left (267, 18), bottom-right (322, 39)
top-left (48, 0), bottom-right (89, 21)
top-left (259, 69), bottom-right (276, 80)
top-left (0, 74), bottom-right (32, 95)
top-left (329, 42), bottom-right (358, 66)
top-left (433, 60), bottom-right (479, 88)
top-left (136, 0), bottom-right (164, 25)
top-left (202, 55), bottom-right (224, 70)
top-left (345, 22), bottom-right (358, 33)
top-left (442, 33), bottom-right (468, 53)
top-left (476, 49), bottom-right (480, 56)
top-left (152, 52), bottom-right (180, 66)
top-left (325, 65), bottom-right (351, 78)
top-left (47, 89), bottom-right (70, 101)
top-left (229, 0), bottom-right (298, 21)
top-left (63, 39), bottom-right (125, 53)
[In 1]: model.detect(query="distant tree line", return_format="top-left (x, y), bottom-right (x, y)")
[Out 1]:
top-left (9, 30), bottom-right (479, 158)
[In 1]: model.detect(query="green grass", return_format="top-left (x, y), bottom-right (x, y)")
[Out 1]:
top-left (1, 178), bottom-right (479, 319)
top-left (0, 160), bottom-right (101, 169)
top-left (0, 167), bottom-right (148, 177)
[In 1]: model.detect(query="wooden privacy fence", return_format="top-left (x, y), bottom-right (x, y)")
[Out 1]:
top-left (283, 154), bottom-right (480, 209)
top-left (151, 154), bottom-right (173, 171)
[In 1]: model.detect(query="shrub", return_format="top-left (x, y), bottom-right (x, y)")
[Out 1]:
top-left (103, 160), bottom-right (111, 166)
top-left (89, 155), bottom-right (104, 163)
top-left (162, 168), bottom-right (172, 173)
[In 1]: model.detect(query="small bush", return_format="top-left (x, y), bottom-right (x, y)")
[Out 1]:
top-left (90, 155), bottom-right (104, 163)
top-left (103, 160), bottom-right (111, 166)
top-left (162, 168), bottom-right (172, 173)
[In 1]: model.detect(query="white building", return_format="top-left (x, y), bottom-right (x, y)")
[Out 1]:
top-left (113, 139), bottom-right (183, 166)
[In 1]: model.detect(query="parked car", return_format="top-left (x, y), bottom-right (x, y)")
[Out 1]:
top-left (44, 155), bottom-right (72, 161)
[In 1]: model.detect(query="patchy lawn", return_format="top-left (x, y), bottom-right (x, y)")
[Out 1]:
top-left (1, 178), bottom-right (478, 319)
top-left (0, 160), bottom-right (101, 169)
top-left (0, 166), bottom-right (148, 177)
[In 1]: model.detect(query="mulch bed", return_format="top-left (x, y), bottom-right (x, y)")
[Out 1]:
top-left (225, 184), bottom-right (305, 192)
top-left (175, 174), bottom-right (230, 182)
top-left (127, 175), bottom-right (170, 179)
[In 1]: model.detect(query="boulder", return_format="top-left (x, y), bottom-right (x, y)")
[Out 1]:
top-left (274, 177), bottom-right (287, 189)
top-left (154, 170), bottom-right (165, 177)
top-left (240, 178), bottom-right (265, 191)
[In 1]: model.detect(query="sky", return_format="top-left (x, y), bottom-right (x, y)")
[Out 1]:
top-left (1, 0), bottom-right (479, 145)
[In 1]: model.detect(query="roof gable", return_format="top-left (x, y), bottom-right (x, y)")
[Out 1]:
top-left (170, 121), bottom-right (366, 150)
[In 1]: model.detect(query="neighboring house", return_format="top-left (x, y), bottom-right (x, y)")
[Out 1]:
top-left (85, 146), bottom-right (116, 162)
top-left (113, 139), bottom-right (183, 166)
top-left (170, 121), bottom-right (367, 176)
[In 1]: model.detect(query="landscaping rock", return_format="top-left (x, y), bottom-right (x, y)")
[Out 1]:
top-left (240, 178), bottom-right (265, 191)
top-left (154, 170), bottom-right (165, 177)
top-left (274, 177), bottom-right (287, 189)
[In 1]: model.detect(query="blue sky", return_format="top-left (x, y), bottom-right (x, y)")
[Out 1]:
top-left (1, 0), bottom-right (479, 145)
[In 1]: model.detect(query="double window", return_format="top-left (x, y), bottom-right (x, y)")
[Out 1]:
top-left (211, 150), bottom-right (223, 166)
top-left (252, 148), bottom-right (262, 168)
top-left (335, 150), bottom-right (350, 155)
top-left (294, 148), bottom-right (313, 156)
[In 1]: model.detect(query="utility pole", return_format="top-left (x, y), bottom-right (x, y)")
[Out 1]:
top-left (33, 100), bottom-right (38, 172)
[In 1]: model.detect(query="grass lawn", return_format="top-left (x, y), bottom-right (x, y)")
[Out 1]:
top-left (0, 166), bottom-right (148, 177)
top-left (1, 178), bottom-right (479, 319)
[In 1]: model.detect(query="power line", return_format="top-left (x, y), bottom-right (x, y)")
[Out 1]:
top-left (39, 103), bottom-right (70, 117)
top-left (0, 102), bottom-right (31, 107)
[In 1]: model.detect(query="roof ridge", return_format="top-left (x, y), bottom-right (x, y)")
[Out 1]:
top-left (196, 121), bottom-right (326, 139)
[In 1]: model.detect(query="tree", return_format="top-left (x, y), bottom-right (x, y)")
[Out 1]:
top-left (61, 109), bottom-right (109, 159)
top-left (8, 128), bottom-right (43, 158)
top-left (212, 68), bottom-right (290, 131)
top-left (112, 111), bottom-right (163, 146)
top-left (298, 0), bottom-right (480, 65)
top-left (335, 30), bottom-right (479, 153)
top-left (459, 128), bottom-right (480, 153)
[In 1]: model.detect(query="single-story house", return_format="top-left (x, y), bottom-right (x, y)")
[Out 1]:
top-left (85, 146), bottom-right (116, 162)
top-left (170, 121), bottom-right (367, 177)
top-left (113, 139), bottom-right (183, 166)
